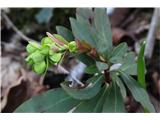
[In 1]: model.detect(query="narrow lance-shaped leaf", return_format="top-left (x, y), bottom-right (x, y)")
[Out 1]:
top-left (137, 41), bottom-right (146, 89)
top-left (76, 8), bottom-right (94, 22)
top-left (76, 53), bottom-right (95, 66)
top-left (15, 88), bottom-right (80, 113)
top-left (61, 75), bottom-right (104, 100)
top-left (96, 61), bottom-right (108, 72)
top-left (109, 42), bottom-right (127, 63)
top-left (119, 52), bottom-right (137, 75)
top-left (84, 64), bottom-right (99, 74)
top-left (111, 72), bottom-right (127, 98)
top-left (102, 82), bottom-right (125, 113)
top-left (73, 87), bottom-right (105, 113)
top-left (70, 17), bottom-right (96, 48)
top-left (93, 84), bottom-right (109, 112)
top-left (119, 71), bottom-right (155, 112)
top-left (94, 8), bottom-right (113, 57)
top-left (56, 26), bottom-right (74, 42)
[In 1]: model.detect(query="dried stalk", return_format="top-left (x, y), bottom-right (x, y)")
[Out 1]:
top-left (145, 8), bottom-right (160, 59)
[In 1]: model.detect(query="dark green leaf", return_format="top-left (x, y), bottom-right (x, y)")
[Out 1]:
top-left (56, 26), bottom-right (74, 42)
top-left (15, 88), bottom-right (80, 113)
top-left (119, 71), bottom-right (155, 112)
top-left (118, 52), bottom-right (137, 75)
top-left (93, 85), bottom-right (108, 112)
top-left (102, 82), bottom-right (125, 113)
top-left (53, 34), bottom-right (69, 45)
top-left (76, 8), bottom-right (93, 21)
top-left (94, 8), bottom-right (113, 56)
top-left (111, 72), bottom-right (126, 98)
top-left (109, 56), bottom-right (124, 64)
top-left (35, 8), bottom-right (53, 24)
top-left (84, 64), bottom-right (99, 74)
top-left (109, 43), bottom-right (127, 62)
top-left (137, 41), bottom-right (146, 88)
top-left (76, 53), bottom-right (95, 66)
top-left (120, 63), bottom-right (137, 75)
top-left (70, 17), bottom-right (96, 48)
top-left (96, 61), bottom-right (108, 71)
top-left (123, 52), bottom-right (136, 64)
top-left (73, 87), bottom-right (104, 113)
top-left (61, 75), bottom-right (104, 100)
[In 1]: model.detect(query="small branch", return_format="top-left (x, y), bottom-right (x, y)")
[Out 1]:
top-left (2, 11), bottom-right (35, 42)
top-left (145, 8), bottom-right (160, 59)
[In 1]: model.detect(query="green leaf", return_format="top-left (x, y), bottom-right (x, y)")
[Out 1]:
top-left (120, 63), bottom-right (137, 75)
top-left (123, 52), bottom-right (136, 64)
top-left (53, 34), bottom-right (69, 45)
top-left (119, 71), bottom-right (155, 112)
top-left (109, 56), bottom-right (124, 64)
top-left (119, 52), bottom-right (137, 75)
top-left (33, 61), bottom-right (46, 74)
top-left (102, 82), bottom-right (125, 113)
top-left (76, 8), bottom-right (93, 21)
top-left (73, 87), bottom-right (104, 113)
top-left (76, 53), bottom-right (95, 66)
top-left (93, 8), bottom-right (113, 56)
top-left (137, 41), bottom-right (146, 89)
top-left (96, 61), bottom-right (108, 71)
top-left (15, 88), bottom-right (80, 113)
top-left (111, 72), bottom-right (126, 98)
top-left (84, 64), bottom-right (99, 74)
top-left (35, 8), bottom-right (53, 24)
top-left (49, 53), bottom-right (62, 63)
top-left (93, 85), bottom-right (108, 112)
top-left (56, 26), bottom-right (74, 42)
top-left (61, 75), bottom-right (104, 100)
top-left (70, 18), bottom-right (96, 48)
top-left (110, 43), bottom-right (127, 62)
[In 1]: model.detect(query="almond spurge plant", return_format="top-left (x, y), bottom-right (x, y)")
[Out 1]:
top-left (15, 8), bottom-right (155, 113)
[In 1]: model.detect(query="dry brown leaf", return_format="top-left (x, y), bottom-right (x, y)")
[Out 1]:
top-left (1, 57), bottom-right (22, 110)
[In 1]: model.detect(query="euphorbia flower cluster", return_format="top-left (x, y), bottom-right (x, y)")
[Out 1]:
top-left (26, 33), bottom-right (78, 74)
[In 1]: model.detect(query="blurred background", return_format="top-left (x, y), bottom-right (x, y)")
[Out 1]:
top-left (1, 8), bottom-right (160, 112)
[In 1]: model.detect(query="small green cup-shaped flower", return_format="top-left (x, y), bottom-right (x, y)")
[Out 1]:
top-left (49, 52), bottom-right (62, 63)
top-left (40, 46), bottom-right (50, 55)
top-left (68, 41), bottom-right (77, 53)
top-left (33, 61), bottom-right (46, 74)
top-left (41, 37), bottom-right (55, 47)
top-left (26, 41), bottom-right (40, 54)
top-left (31, 50), bottom-right (45, 63)
top-left (27, 59), bottom-right (34, 66)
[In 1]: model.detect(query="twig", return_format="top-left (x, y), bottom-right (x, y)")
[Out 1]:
top-left (2, 11), bottom-right (35, 42)
top-left (145, 8), bottom-right (160, 59)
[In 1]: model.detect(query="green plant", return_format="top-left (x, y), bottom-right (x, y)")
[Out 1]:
top-left (15, 8), bottom-right (155, 113)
